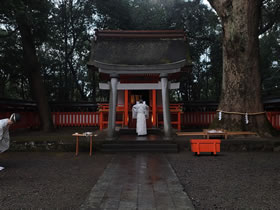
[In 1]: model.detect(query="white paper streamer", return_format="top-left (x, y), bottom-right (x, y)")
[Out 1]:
top-left (245, 113), bottom-right (249, 124)
top-left (218, 111), bottom-right (222, 120)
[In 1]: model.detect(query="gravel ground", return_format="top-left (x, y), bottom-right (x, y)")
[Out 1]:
top-left (167, 151), bottom-right (280, 209)
top-left (0, 152), bottom-right (113, 209)
top-left (1, 151), bottom-right (280, 209)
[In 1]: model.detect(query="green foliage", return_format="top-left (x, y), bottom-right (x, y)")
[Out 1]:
top-left (0, 33), bottom-right (27, 99)
top-left (94, 0), bottom-right (176, 30)
top-left (94, 0), bottom-right (132, 29)
top-left (170, 0), bottom-right (222, 102)
top-left (0, 0), bottom-right (279, 104)
top-left (0, 0), bottom-right (53, 100)
top-left (0, 2), bottom-right (26, 99)
top-left (258, 0), bottom-right (280, 97)
top-left (260, 29), bottom-right (280, 97)
top-left (42, 0), bottom-right (97, 101)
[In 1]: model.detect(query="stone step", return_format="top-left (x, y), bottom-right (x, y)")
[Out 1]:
top-left (100, 142), bottom-right (179, 153)
top-left (118, 128), bottom-right (162, 135)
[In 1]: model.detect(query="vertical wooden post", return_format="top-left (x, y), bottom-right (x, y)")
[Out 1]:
top-left (124, 89), bottom-right (128, 126)
top-left (75, 136), bottom-right (79, 156)
top-left (55, 112), bottom-right (59, 127)
top-left (178, 111), bottom-right (181, 131)
top-left (107, 75), bottom-right (118, 139)
top-left (272, 112), bottom-right (276, 129)
top-left (99, 111), bottom-right (103, 131)
top-left (152, 89), bottom-right (157, 127)
top-left (160, 74), bottom-right (172, 139)
top-left (90, 136), bottom-right (93, 156)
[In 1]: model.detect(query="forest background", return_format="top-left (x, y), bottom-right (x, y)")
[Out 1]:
top-left (1, 0), bottom-right (279, 103)
top-left (1, 0), bottom-right (280, 133)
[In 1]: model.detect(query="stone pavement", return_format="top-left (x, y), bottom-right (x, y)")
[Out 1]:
top-left (81, 154), bottom-right (194, 210)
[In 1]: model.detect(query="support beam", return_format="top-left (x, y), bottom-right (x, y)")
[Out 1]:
top-left (99, 82), bottom-right (180, 90)
top-left (160, 73), bottom-right (172, 139)
top-left (124, 90), bottom-right (128, 127)
top-left (107, 74), bottom-right (119, 139)
top-left (152, 89), bottom-right (157, 127)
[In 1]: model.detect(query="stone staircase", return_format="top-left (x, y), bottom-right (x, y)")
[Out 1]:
top-left (100, 128), bottom-right (179, 153)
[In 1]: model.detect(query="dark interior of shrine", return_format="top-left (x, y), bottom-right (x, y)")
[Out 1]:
top-left (130, 90), bottom-right (150, 106)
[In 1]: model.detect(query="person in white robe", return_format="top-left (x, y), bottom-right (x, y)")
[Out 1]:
top-left (0, 113), bottom-right (20, 170)
top-left (132, 100), bottom-right (149, 136)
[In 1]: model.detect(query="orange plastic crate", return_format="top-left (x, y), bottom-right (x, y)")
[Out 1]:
top-left (190, 139), bottom-right (221, 155)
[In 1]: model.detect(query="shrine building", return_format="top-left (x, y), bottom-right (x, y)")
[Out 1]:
top-left (88, 30), bottom-right (191, 139)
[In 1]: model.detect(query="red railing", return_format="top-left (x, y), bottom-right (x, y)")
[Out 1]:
top-left (52, 112), bottom-right (99, 127)
top-left (266, 112), bottom-right (280, 130)
top-left (98, 104), bottom-right (125, 131)
top-left (182, 111), bottom-right (216, 127)
top-left (1, 111), bottom-right (280, 130)
top-left (0, 111), bottom-right (40, 130)
top-left (0, 111), bottom-right (99, 130)
top-left (182, 111), bottom-right (280, 130)
top-left (156, 104), bottom-right (183, 131)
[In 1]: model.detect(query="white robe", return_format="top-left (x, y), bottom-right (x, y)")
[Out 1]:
top-left (0, 119), bottom-right (10, 153)
top-left (132, 102), bottom-right (149, 135)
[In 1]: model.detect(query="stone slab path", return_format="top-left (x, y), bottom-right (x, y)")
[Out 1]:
top-left (81, 154), bottom-right (194, 210)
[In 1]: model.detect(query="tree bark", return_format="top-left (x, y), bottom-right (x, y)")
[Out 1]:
top-left (16, 15), bottom-right (54, 132)
top-left (208, 0), bottom-right (273, 135)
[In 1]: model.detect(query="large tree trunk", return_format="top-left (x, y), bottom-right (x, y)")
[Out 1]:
top-left (16, 15), bottom-right (54, 132)
top-left (208, 0), bottom-right (273, 135)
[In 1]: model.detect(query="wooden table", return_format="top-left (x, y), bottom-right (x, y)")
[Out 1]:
top-left (176, 131), bottom-right (206, 137)
top-left (227, 131), bottom-right (257, 137)
top-left (72, 133), bottom-right (95, 156)
top-left (203, 129), bottom-right (228, 139)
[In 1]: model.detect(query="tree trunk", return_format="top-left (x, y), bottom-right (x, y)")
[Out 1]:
top-left (16, 15), bottom-right (54, 132)
top-left (208, 0), bottom-right (273, 135)
top-left (88, 69), bottom-right (96, 104)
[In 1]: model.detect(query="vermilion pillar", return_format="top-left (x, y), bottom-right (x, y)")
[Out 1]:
top-left (99, 111), bottom-right (103, 131)
top-left (124, 89), bottom-right (128, 126)
top-left (178, 111), bottom-right (181, 131)
top-left (152, 89), bottom-right (157, 127)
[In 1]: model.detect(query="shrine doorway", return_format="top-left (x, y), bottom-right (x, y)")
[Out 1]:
top-left (129, 90), bottom-right (150, 106)
top-left (128, 90), bottom-right (152, 128)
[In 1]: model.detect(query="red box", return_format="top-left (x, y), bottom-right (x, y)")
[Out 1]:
top-left (190, 139), bottom-right (221, 155)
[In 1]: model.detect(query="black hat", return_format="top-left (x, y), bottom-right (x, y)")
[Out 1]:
top-left (10, 113), bottom-right (21, 122)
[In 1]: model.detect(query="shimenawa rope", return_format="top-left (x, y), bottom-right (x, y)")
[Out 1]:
top-left (216, 110), bottom-right (266, 124)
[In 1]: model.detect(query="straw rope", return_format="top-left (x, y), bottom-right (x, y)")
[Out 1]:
top-left (216, 110), bottom-right (266, 116)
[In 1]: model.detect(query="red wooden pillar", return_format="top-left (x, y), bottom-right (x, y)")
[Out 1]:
top-left (152, 89), bottom-right (157, 127)
top-left (55, 112), bottom-right (59, 127)
top-left (124, 89), bottom-right (128, 126)
top-left (90, 136), bottom-right (93, 156)
top-left (178, 111), bottom-right (181, 131)
top-left (99, 111), bottom-right (103, 131)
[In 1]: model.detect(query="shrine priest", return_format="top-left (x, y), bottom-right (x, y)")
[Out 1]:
top-left (0, 113), bottom-right (20, 171)
top-left (132, 100), bottom-right (149, 136)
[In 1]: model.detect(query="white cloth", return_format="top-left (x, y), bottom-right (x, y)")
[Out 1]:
top-left (132, 102), bottom-right (149, 135)
top-left (0, 119), bottom-right (10, 153)
top-left (132, 101), bottom-right (139, 119)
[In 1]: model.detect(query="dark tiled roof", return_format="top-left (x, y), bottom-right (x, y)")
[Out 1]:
top-left (88, 30), bottom-right (191, 67)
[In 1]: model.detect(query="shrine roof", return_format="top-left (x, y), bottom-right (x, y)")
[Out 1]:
top-left (88, 30), bottom-right (192, 72)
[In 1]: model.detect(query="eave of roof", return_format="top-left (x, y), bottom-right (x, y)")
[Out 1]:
top-left (95, 30), bottom-right (186, 39)
top-left (91, 59), bottom-right (187, 73)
